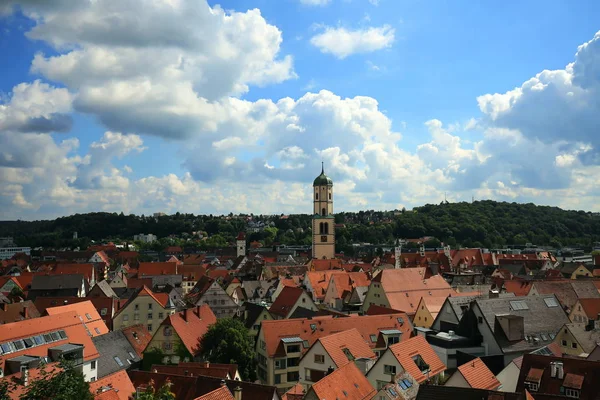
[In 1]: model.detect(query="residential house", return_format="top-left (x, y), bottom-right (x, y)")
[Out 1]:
top-left (372, 372), bottom-right (419, 400)
top-left (367, 335), bottom-right (446, 390)
top-left (413, 296), bottom-right (447, 329)
top-left (180, 265), bottom-right (206, 295)
top-left (528, 280), bottom-right (600, 312)
top-left (35, 296), bottom-right (119, 330)
top-left (555, 323), bottom-right (600, 357)
top-left (256, 313), bottom-right (412, 390)
top-left (89, 369), bottom-right (136, 400)
top-left (445, 358), bottom-right (500, 390)
top-left (27, 274), bottom-right (87, 300)
top-left (569, 264), bottom-right (594, 279)
top-left (138, 261), bottom-right (178, 277)
top-left (299, 328), bottom-right (377, 387)
top-left (240, 280), bottom-right (273, 304)
top-left (121, 324), bottom-right (153, 357)
top-left (112, 285), bottom-right (176, 332)
top-left (304, 362), bottom-right (376, 400)
top-left (303, 270), bottom-right (345, 303)
top-left (0, 301), bottom-right (40, 324)
top-left (46, 300), bottom-right (110, 337)
top-left (240, 302), bottom-right (273, 339)
top-left (517, 354), bottom-right (600, 399)
top-left (225, 277), bottom-right (242, 297)
top-left (415, 385), bottom-right (523, 400)
top-left (0, 311), bottom-right (100, 382)
top-left (322, 271), bottom-right (370, 311)
top-left (151, 362), bottom-right (240, 380)
top-left (361, 267), bottom-right (458, 316)
top-left (91, 330), bottom-right (142, 378)
top-left (187, 276), bottom-right (239, 319)
top-left (88, 280), bottom-right (119, 299)
top-left (54, 263), bottom-right (97, 287)
top-left (568, 298), bottom-right (600, 325)
top-left (144, 305), bottom-right (216, 364)
top-left (269, 287), bottom-right (318, 320)
top-left (194, 386), bottom-right (235, 400)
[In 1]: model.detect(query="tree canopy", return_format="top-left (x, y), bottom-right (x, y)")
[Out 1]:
top-left (198, 318), bottom-right (256, 381)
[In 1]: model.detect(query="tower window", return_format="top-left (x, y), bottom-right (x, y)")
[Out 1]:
top-left (315, 192), bottom-right (318, 200)
top-left (322, 208), bottom-right (326, 216)
top-left (319, 222), bottom-right (329, 234)
top-left (329, 193), bottom-right (331, 200)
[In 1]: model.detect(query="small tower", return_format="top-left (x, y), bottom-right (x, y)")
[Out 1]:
top-left (236, 232), bottom-right (246, 257)
top-left (312, 163), bottom-right (335, 259)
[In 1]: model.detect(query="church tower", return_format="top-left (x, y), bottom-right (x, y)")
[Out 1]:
top-left (312, 163), bottom-right (335, 259)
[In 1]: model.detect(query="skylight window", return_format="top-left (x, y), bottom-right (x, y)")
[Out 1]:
top-left (94, 328), bottom-right (101, 334)
top-left (85, 313), bottom-right (92, 320)
top-left (58, 330), bottom-right (67, 339)
top-left (1, 343), bottom-right (12, 354)
top-left (544, 297), bottom-right (559, 308)
top-left (23, 338), bottom-right (34, 348)
top-left (128, 351), bottom-right (136, 359)
top-left (397, 317), bottom-right (404, 325)
top-left (33, 335), bottom-right (45, 345)
top-left (50, 332), bottom-right (61, 341)
top-left (370, 334), bottom-right (377, 342)
top-left (114, 356), bottom-right (124, 367)
top-left (510, 300), bottom-right (529, 311)
top-left (13, 340), bottom-right (24, 350)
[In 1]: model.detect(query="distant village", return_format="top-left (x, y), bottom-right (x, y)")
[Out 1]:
top-left (1, 168), bottom-right (600, 399)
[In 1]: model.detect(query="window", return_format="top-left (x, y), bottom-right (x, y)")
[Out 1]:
top-left (321, 236), bottom-right (327, 243)
top-left (148, 303), bottom-right (153, 310)
top-left (510, 300), bottom-right (529, 311)
top-left (384, 365), bottom-right (397, 375)
top-left (303, 340), bottom-right (310, 348)
top-left (94, 328), bottom-right (101, 334)
top-left (147, 324), bottom-right (153, 332)
top-left (163, 342), bottom-right (172, 350)
top-left (287, 345), bottom-right (300, 353)
top-left (134, 313), bottom-right (140, 321)
top-left (287, 371), bottom-right (299, 382)
top-left (315, 354), bottom-right (325, 364)
top-left (275, 359), bottom-right (287, 369)
top-left (305, 369), bottom-right (311, 381)
top-left (287, 357), bottom-right (299, 367)
top-left (147, 313), bottom-right (153, 319)
top-left (114, 356), bottom-right (124, 367)
top-left (478, 316), bottom-right (483, 324)
top-left (544, 297), bottom-right (559, 308)
top-left (164, 327), bottom-right (172, 336)
top-left (315, 192), bottom-right (319, 200)
top-left (413, 355), bottom-right (429, 372)
top-left (100, 308), bottom-right (107, 316)
top-left (329, 193), bottom-right (331, 200)
top-left (91, 377), bottom-right (96, 382)
top-left (377, 381), bottom-right (388, 390)
top-left (128, 351), bottom-right (136, 359)
top-left (134, 304), bottom-right (139, 311)
top-left (572, 342), bottom-right (578, 349)
top-left (274, 374), bottom-right (282, 384)
top-left (565, 388), bottom-right (580, 398)
top-left (91, 361), bottom-right (96, 370)
top-left (524, 382), bottom-right (538, 392)
top-left (85, 313), bottom-right (92, 320)
top-left (388, 335), bottom-right (400, 345)
top-left (370, 334), bottom-right (377, 342)
top-left (158, 312), bottom-right (164, 319)
top-left (123, 314), bottom-right (129, 321)
top-left (260, 340), bottom-right (266, 350)
top-left (322, 208), bottom-right (326, 216)
top-left (562, 340), bottom-right (568, 346)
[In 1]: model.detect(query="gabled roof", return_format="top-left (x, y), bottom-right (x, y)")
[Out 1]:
top-left (30, 273), bottom-right (84, 290)
top-left (417, 296), bottom-right (448, 318)
top-left (46, 300), bottom-right (109, 337)
top-left (457, 358), bottom-right (500, 390)
top-left (532, 280), bottom-right (600, 309)
top-left (388, 335), bottom-right (446, 383)
top-left (34, 296), bottom-right (118, 329)
top-left (138, 262), bottom-right (178, 276)
top-left (260, 313), bottom-right (412, 357)
top-left (114, 286), bottom-right (171, 319)
top-left (193, 386), bottom-right (234, 400)
top-left (269, 286), bottom-right (306, 318)
top-left (305, 270), bottom-right (345, 300)
top-left (327, 272), bottom-right (371, 300)
top-left (281, 383), bottom-right (304, 400)
top-left (89, 369), bottom-right (136, 400)
top-left (241, 302), bottom-right (271, 330)
top-left (121, 324), bottom-right (152, 357)
top-left (179, 362), bottom-right (239, 382)
top-left (158, 305), bottom-right (217, 356)
top-left (92, 330), bottom-right (141, 378)
top-left (151, 364), bottom-right (230, 379)
top-left (92, 280), bottom-right (119, 298)
top-left (307, 362), bottom-right (375, 400)
top-left (53, 263), bottom-right (95, 282)
top-left (503, 280), bottom-right (533, 296)
top-left (0, 301), bottom-right (40, 324)
top-left (317, 328), bottom-right (376, 367)
top-left (563, 323), bottom-right (600, 354)
top-left (575, 298), bottom-right (600, 320)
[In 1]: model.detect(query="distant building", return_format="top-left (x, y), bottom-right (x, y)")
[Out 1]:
top-left (0, 245), bottom-right (31, 260)
top-left (133, 234), bottom-right (157, 243)
top-left (153, 212), bottom-right (166, 217)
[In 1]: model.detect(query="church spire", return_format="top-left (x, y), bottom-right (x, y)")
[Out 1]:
top-left (321, 161), bottom-right (324, 174)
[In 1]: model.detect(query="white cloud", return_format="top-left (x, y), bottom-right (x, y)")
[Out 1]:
top-left (310, 25), bottom-right (395, 59)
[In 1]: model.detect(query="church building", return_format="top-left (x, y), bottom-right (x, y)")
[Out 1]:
top-left (312, 164), bottom-right (335, 259)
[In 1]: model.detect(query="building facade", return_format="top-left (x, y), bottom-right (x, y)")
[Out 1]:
top-left (311, 165), bottom-right (335, 260)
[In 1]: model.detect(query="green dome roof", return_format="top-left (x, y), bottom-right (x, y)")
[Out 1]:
top-left (313, 163), bottom-right (333, 186)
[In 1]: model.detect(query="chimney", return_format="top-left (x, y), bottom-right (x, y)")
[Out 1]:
top-left (2, 303), bottom-right (7, 312)
top-left (556, 362), bottom-right (564, 379)
top-left (233, 386), bottom-right (242, 400)
top-left (183, 308), bottom-right (191, 322)
top-left (203, 361), bottom-right (210, 368)
top-left (550, 362), bottom-right (557, 378)
top-left (21, 366), bottom-right (29, 387)
top-left (196, 306), bottom-right (201, 318)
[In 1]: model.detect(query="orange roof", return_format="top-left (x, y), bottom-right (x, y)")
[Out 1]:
top-left (310, 258), bottom-right (343, 271)
top-left (577, 298), bottom-right (600, 319)
top-left (115, 286), bottom-right (171, 320)
top-left (0, 301), bottom-right (40, 324)
top-left (318, 328), bottom-right (376, 367)
top-left (305, 270), bottom-right (345, 300)
top-left (457, 358), bottom-right (500, 390)
top-left (89, 370), bottom-right (136, 400)
top-left (180, 265), bottom-right (207, 281)
top-left (0, 363), bottom-right (62, 399)
top-left (206, 269), bottom-right (230, 280)
top-left (46, 300), bottom-right (109, 337)
top-left (327, 272), bottom-right (371, 300)
top-left (161, 305), bottom-right (217, 356)
top-left (387, 288), bottom-right (457, 314)
top-left (138, 262), bottom-right (178, 276)
top-left (0, 311), bottom-right (100, 368)
top-left (193, 386), bottom-right (234, 400)
top-left (122, 324), bottom-right (153, 356)
top-left (151, 364), bottom-right (230, 379)
top-left (94, 390), bottom-right (121, 400)
top-left (281, 383), bottom-right (304, 400)
top-left (389, 335), bottom-right (446, 383)
top-left (308, 362), bottom-right (375, 400)
top-left (261, 313), bottom-right (412, 357)
top-left (503, 280), bottom-right (533, 296)
top-left (54, 263), bottom-right (95, 282)
top-left (269, 286), bottom-right (306, 318)
top-left (418, 296), bottom-right (448, 317)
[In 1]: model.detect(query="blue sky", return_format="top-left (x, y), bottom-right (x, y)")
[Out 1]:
top-left (1, 0), bottom-right (600, 219)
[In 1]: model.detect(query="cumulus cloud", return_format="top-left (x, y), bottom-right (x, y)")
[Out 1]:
top-left (310, 25), bottom-right (395, 59)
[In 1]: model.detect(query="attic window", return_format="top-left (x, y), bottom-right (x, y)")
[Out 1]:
top-left (544, 297), bottom-right (559, 308)
top-left (128, 351), bottom-right (136, 359)
top-left (114, 356), bottom-right (124, 367)
top-left (310, 324), bottom-right (317, 331)
top-left (85, 313), bottom-right (92, 320)
top-left (510, 300), bottom-right (529, 311)
top-left (303, 340), bottom-right (309, 348)
top-left (370, 334), bottom-right (377, 342)
top-left (94, 328), bottom-right (101, 334)
top-left (397, 317), bottom-right (404, 325)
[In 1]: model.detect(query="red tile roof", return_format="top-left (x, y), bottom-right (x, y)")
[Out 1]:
top-left (0, 363), bottom-right (63, 399)
top-left (305, 270), bottom-right (345, 300)
top-left (458, 358), bottom-right (500, 390)
top-left (35, 296), bottom-right (117, 330)
top-left (503, 280), bottom-right (534, 296)
top-left (160, 305), bottom-right (216, 356)
top-left (45, 300), bottom-right (109, 337)
top-left (576, 298), bottom-right (600, 320)
top-left (261, 313), bottom-right (412, 357)
top-left (138, 262), bottom-right (178, 276)
top-left (310, 258), bottom-right (343, 271)
top-left (151, 364), bottom-right (230, 379)
top-left (94, 390), bottom-right (121, 400)
top-left (281, 383), bottom-right (304, 400)
top-left (89, 369), bottom-right (136, 400)
top-left (0, 301), bottom-right (40, 324)
top-left (53, 263), bottom-right (95, 282)
top-left (327, 272), bottom-right (371, 300)
top-left (269, 286), bottom-right (305, 318)
top-left (365, 304), bottom-right (402, 315)
top-left (318, 328), bottom-right (376, 367)
top-left (122, 324), bottom-right (153, 356)
top-left (193, 386), bottom-right (234, 400)
top-left (389, 335), bottom-right (446, 383)
top-left (178, 362), bottom-right (238, 381)
top-left (308, 362), bottom-right (375, 400)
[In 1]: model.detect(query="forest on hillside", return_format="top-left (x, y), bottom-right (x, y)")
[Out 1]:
top-left (1, 200), bottom-right (599, 252)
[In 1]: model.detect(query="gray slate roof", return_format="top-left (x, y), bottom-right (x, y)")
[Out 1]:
top-left (30, 274), bottom-right (84, 290)
top-left (475, 295), bottom-right (570, 354)
top-left (92, 280), bottom-right (118, 298)
top-left (91, 330), bottom-right (141, 378)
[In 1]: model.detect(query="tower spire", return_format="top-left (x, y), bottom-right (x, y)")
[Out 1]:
top-left (321, 161), bottom-right (324, 174)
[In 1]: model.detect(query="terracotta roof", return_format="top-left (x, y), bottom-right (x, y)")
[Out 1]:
top-left (418, 296), bottom-right (448, 318)
top-left (260, 313), bottom-right (412, 357)
top-left (458, 358), bottom-right (500, 390)
top-left (563, 372), bottom-right (584, 390)
top-left (269, 286), bottom-right (305, 318)
top-left (318, 328), bottom-right (376, 367)
top-left (307, 362), bottom-right (375, 400)
top-left (121, 324), bottom-right (153, 356)
top-left (179, 362), bottom-right (238, 381)
top-left (0, 363), bottom-right (63, 399)
top-left (151, 364), bottom-right (229, 379)
top-left (89, 370), bottom-right (136, 400)
top-left (364, 304), bottom-right (402, 315)
top-left (45, 300), bottom-right (109, 337)
top-left (206, 269), bottom-right (231, 280)
top-left (281, 383), bottom-right (304, 400)
top-left (503, 280), bottom-right (534, 296)
top-left (0, 301), bottom-right (40, 324)
top-left (159, 305), bottom-right (216, 356)
top-left (576, 298), bottom-right (600, 319)
top-left (0, 311), bottom-right (100, 369)
top-left (327, 272), bottom-right (371, 300)
top-left (180, 265), bottom-right (207, 281)
top-left (310, 258), bottom-right (343, 271)
top-left (389, 335), bottom-right (446, 383)
top-left (138, 262), bottom-right (178, 276)
top-left (35, 296), bottom-right (117, 330)
top-left (53, 263), bottom-right (95, 282)
top-left (305, 270), bottom-right (345, 300)
top-left (94, 390), bottom-right (121, 400)
top-left (193, 386), bottom-right (234, 400)
top-left (525, 367), bottom-right (544, 383)
top-left (125, 277), bottom-right (153, 289)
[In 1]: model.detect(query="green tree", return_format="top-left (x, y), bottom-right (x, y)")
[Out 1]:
top-left (198, 318), bottom-right (257, 381)
top-left (18, 361), bottom-right (92, 400)
top-left (133, 380), bottom-right (176, 400)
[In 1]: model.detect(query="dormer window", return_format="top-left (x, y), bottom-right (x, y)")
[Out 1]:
top-left (412, 354), bottom-right (429, 373)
